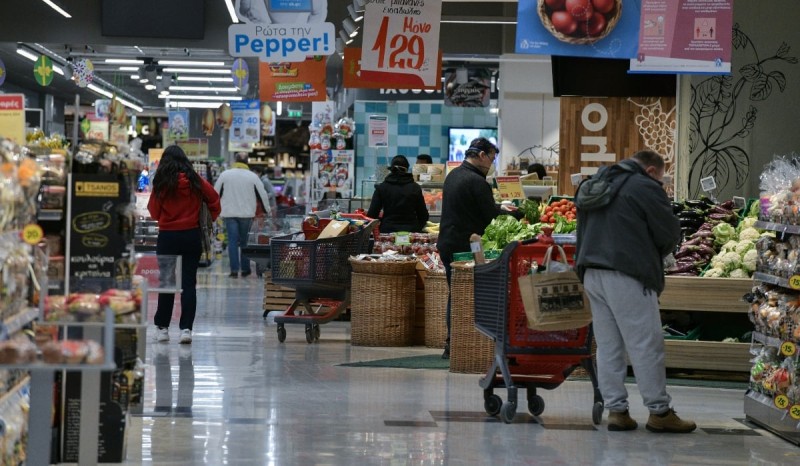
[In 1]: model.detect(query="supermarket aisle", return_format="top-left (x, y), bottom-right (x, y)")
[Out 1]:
top-left (124, 262), bottom-right (799, 465)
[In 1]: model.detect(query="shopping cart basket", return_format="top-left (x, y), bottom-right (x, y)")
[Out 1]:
top-left (269, 218), bottom-right (377, 343)
top-left (473, 239), bottom-right (603, 424)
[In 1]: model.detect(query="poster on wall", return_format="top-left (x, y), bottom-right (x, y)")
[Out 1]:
top-left (361, 1), bottom-right (443, 88)
top-left (0, 94), bottom-right (25, 145)
top-left (515, 0), bottom-right (642, 59)
top-left (629, 0), bottom-right (732, 74)
top-left (259, 59), bottom-right (327, 102)
top-left (368, 114), bottom-right (389, 148)
top-left (443, 68), bottom-right (492, 107)
top-left (310, 149), bottom-right (354, 207)
top-left (342, 47), bottom-right (442, 90)
top-left (229, 99), bottom-right (260, 151)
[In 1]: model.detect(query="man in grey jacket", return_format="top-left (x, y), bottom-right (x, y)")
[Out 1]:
top-left (575, 150), bottom-right (696, 433)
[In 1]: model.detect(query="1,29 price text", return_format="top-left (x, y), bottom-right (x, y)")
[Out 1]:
top-left (371, 17), bottom-right (428, 70)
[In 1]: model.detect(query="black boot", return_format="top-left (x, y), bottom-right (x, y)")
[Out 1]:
top-left (441, 341), bottom-right (450, 359)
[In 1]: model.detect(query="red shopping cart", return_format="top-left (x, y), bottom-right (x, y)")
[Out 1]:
top-left (473, 239), bottom-right (603, 424)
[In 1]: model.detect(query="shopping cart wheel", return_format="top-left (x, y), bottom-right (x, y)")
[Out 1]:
top-left (277, 324), bottom-right (286, 343)
top-left (592, 401), bottom-right (604, 425)
top-left (484, 394), bottom-right (502, 417)
top-left (305, 324), bottom-right (315, 344)
top-left (527, 394), bottom-right (545, 416)
top-left (500, 402), bottom-right (516, 424)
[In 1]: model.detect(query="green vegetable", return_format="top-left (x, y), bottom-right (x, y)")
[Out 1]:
top-left (519, 199), bottom-right (541, 224)
top-left (482, 215), bottom-right (541, 250)
top-left (552, 213), bottom-right (577, 234)
top-left (712, 222), bottom-right (736, 246)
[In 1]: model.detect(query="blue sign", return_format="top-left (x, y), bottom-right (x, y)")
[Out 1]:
top-left (228, 23), bottom-right (335, 62)
top-left (269, 0), bottom-right (312, 12)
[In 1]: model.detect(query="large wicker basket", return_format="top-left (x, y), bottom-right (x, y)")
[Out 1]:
top-left (538, 0), bottom-right (622, 45)
top-left (350, 268), bottom-right (416, 347)
top-left (424, 272), bottom-right (449, 348)
top-left (349, 258), bottom-right (418, 276)
top-left (449, 262), bottom-right (493, 373)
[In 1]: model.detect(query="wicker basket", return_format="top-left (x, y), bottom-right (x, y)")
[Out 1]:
top-left (449, 262), bottom-right (494, 373)
top-left (350, 271), bottom-right (416, 346)
top-left (538, 0), bottom-right (622, 45)
top-left (349, 258), bottom-right (418, 276)
top-left (424, 272), bottom-right (449, 348)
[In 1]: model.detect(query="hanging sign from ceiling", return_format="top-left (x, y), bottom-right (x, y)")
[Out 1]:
top-left (34, 55), bottom-right (55, 86)
top-left (228, 23), bottom-right (335, 62)
top-left (231, 58), bottom-right (249, 90)
top-left (202, 109), bottom-right (216, 136)
top-left (0, 58), bottom-right (7, 86)
top-left (73, 59), bottom-right (94, 88)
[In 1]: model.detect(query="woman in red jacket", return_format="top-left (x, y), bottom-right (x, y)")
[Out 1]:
top-left (148, 145), bottom-right (221, 344)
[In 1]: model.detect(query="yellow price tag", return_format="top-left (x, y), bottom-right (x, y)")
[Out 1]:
top-left (775, 395), bottom-right (790, 410)
top-left (789, 275), bottom-right (800, 290)
top-left (790, 404), bottom-right (800, 420)
top-left (781, 341), bottom-right (797, 357)
top-left (21, 224), bottom-right (44, 245)
top-left (495, 176), bottom-right (525, 200)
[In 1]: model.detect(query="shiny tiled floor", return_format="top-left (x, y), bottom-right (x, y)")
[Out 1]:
top-left (124, 262), bottom-right (800, 465)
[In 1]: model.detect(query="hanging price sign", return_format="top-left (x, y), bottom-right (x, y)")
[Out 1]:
top-left (362, 0), bottom-right (442, 88)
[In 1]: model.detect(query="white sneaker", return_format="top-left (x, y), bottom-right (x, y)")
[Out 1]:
top-left (179, 329), bottom-right (192, 344)
top-left (156, 327), bottom-right (169, 342)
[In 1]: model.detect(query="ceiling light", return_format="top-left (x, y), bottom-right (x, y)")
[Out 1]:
top-left (441, 18), bottom-right (517, 25)
top-left (343, 18), bottom-right (358, 38)
top-left (52, 64), bottom-right (64, 76)
top-left (116, 96), bottom-right (143, 113)
top-left (163, 67), bottom-right (231, 74)
top-left (169, 86), bottom-right (238, 92)
top-left (16, 48), bottom-right (39, 61)
top-left (87, 83), bottom-right (113, 99)
top-left (160, 91), bottom-right (170, 97)
top-left (41, 0), bottom-right (71, 18)
top-left (177, 76), bottom-right (234, 82)
top-left (158, 60), bottom-right (226, 67)
top-left (335, 38), bottom-right (345, 54)
top-left (276, 101), bottom-right (282, 116)
top-left (347, 4), bottom-right (363, 22)
top-left (105, 58), bottom-right (144, 65)
top-left (339, 30), bottom-right (353, 45)
top-left (130, 74), bottom-right (140, 79)
top-left (119, 66), bottom-right (139, 71)
top-left (139, 78), bottom-right (149, 83)
top-left (159, 95), bottom-right (242, 101)
top-left (144, 84), bottom-right (157, 90)
top-left (223, 0), bottom-right (239, 23)
top-left (168, 101), bottom-right (231, 109)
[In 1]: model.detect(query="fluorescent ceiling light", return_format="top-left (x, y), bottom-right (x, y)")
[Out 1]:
top-left (177, 76), bottom-right (234, 82)
top-left (169, 86), bottom-right (238, 92)
top-left (223, 0), bottom-right (239, 23)
top-left (41, 0), bottom-right (71, 18)
top-left (105, 58), bottom-right (144, 65)
top-left (348, 4), bottom-right (363, 22)
top-left (52, 64), bottom-right (64, 76)
top-left (87, 84), bottom-right (113, 98)
top-left (144, 84), bottom-right (157, 90)
top-left (139, 78), bottom-right (149, 83)
top-left (163, 67), bottom-right (231, 74)
top-left (160, 94), bottom-right (242, 101)
top-left (160, 90), bottom-right (170, 96)
top-left (130, 74), bottom-right (140, 79)
top-left (169, 101), bottom-right (231, 109)
top-left (16, 48), bottom-right (39, 61)
top-left (158, 60), bottom-right (226, 67)
top-left (343, 18), bottom-right (358, 38)
top-left (116, 96), bottom-right (143, 113)
top-left (119, 66), bottom-right (139, 71)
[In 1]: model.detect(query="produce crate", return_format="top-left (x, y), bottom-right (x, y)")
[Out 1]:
top-left (262, 271), bottom-right (296, 312)
top-left (663, 325), bottom-right (702, 341)
top-left (660, 276), bottom-right (752, 313)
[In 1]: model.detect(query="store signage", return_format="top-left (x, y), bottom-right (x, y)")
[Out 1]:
top-left (231, 58), bottom-right (249, 90)
top-left (0, 94), bottom-right (25, 145)
top-left (579, 103), bottom-right (615, 176)
top-left (515, 0), bottom-right (641, 59)
top-left (630, 0), bottom-right (733, 74)
top-left (0, 58), bottom-right (6, 86)
top-left (343, 47), bottom-right (441, 90)
top-left (361, 0), bottom-right (443, 88)
top-left (258, 58), bottom-right (327, 102)
top-left (164, 110), bottom-right (189, 147)
top-left (229, 100), bottom-right (261, 150)
top-left (495, 176), bottom-right (525, 200)
top-left (444, 68), bottom-right (491, 108)
top-left (33, 54), bottom-right (54, 86)
top-left (228, 23), bottom-right (335, 62)
top-left (83, 112), bottom-right (109, 141)
top-left (368, 114), bottom-right (389, 148)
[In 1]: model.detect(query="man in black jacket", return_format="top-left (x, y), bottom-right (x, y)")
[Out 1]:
top-left (436, 138), bottom-right (523, 358)
top-left (367, 155), bottom-right (429, 233)
top-left (575, 150), bottom-right (696, 433)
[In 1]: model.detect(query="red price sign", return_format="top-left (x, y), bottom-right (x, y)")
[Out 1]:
top-left (371, 16), bottom-right (426, 71)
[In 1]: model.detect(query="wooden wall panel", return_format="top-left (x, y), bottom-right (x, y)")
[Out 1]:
top-left (558, 97), bottom-right (676, 196)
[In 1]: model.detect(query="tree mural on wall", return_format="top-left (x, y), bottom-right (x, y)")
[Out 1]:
top-left (688, 24), bottom-right (797, 198)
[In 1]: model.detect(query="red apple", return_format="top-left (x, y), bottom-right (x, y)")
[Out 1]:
top-left (591, 0), bottom-right (615, 14)
top-left (579, 12), bottom-right (607, 36)
top-left (545, 0), bottom-right (566, 10)
top-left (551, 11), bottom-right (578, 35)
top-left (566, 0), bottom-right (594, 21)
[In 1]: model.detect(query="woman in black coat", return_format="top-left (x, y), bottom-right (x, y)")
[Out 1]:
top-left (367, 155), bottom-right (430, 233)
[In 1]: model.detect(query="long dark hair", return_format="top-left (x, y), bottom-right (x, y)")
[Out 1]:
top-left (152, 145), bottom-right (203, 199)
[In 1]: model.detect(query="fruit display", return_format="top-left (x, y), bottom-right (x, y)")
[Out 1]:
top-left (423, 221), bottom-right (439, 234)
top-left (539, 198), bottom-right (576, 229)
top-left (373, 232), bottom-right (438, 255)
top-left (0, 337), bottom-right (104, 365)
top-left (538, 0), bottom-right (621, 44)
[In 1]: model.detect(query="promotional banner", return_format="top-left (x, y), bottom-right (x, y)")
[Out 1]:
top-left (0, 94), bottom-right (25, 145)
top-left (258, 58), bottom-right (327, 102)
top-left (164, 110), bottom-right (189, 146)
top-left (368, 114), bottom-right (389, 148)
top-left (310, 149), bottom-right (354, 207)
top-left (83, 112), bottom-right (109, 141)
top-left (229, 99), bottom-right (261, 150)
top-left (342, 47), bottom-right (441, 90)
top-left (260, 104), bottom-right (275, 137)
top-left (0, 58), bottom-right (6, 86)
top-left (516, 0), bottom-right (642, 59)
top-left (443, 68), bottom-right (491, 107)
top-left (94, 99), bottom-right (111, 120)
top-left (109, 124), bottom-right (128, 146)
top-left (231, 58), bottom-right (250, 90)
top-left (33, 55), bottom-right (54, 86)
top-left (202, 109), bottom-right (216, 136)
top-left (361, 0), bottom-right (443, 88)
top-left (72, 58), bottom-right (94, 88)
top-left (629, 0), bottom-right (732, 74)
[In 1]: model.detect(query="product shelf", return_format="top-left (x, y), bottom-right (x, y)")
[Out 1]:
top-left (745, 391), bottom-right (800, 446)
top-left (0, 375), bottom-right (31, 406)
top-left (752, 272), bottom-right (793, 289)
top-left (663, 340), bottom-right (752, 372)
top-left (754, 220), bottom-right (800, 235)
top-left (37, 209), bottom-right (63, 221)
top-left (2, 307), bottom-right (39, 338)
top-left (751, 330), bottom-right (784, 348)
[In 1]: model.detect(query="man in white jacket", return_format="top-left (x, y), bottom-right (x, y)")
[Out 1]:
top-left (215, 153), bottom-right (271, 278)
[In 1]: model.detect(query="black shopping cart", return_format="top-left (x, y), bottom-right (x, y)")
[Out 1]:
top-left (473, 240), bottom-right (603, 424)
top-left (269, 219), bottom-right (377, 343)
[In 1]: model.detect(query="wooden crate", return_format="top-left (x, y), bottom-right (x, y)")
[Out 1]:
top-left (262, 271), bottom-right (296, 312)
top-left (663, 340), bottom-right (752, 372)
top-left (661, 276), bottom-right (752, 313)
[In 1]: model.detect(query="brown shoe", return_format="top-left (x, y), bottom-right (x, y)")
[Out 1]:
top-left (608, 409), bottom-right (638, 431)
top-left (646, 408), bottom-right (697, 433)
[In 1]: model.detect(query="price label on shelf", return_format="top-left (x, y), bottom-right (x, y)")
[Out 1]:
top-left (789, 275), bottom-right (800, 290)
top-left (774, 394), bottom-right (790, 410)
top-left (495, 176), bottom-right (525, 200)
top-left (361, 1), bottom-right (442, 88)
top-left (781, 341), bottom-right (797, 357)
top-left (790, 404), bottom-right (800, 420)
top-left (21, 223), bottom-right (44, 245)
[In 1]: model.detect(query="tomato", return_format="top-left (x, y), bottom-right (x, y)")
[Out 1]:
top-left (545, 0), bottom-right (566, 10)
top-left (591, 0), bottom-right (615, 14)
top-left (540, 215), bottom-right (548, 223)
top-left (550, 11), bottom-right (578, 35)
top-left (566, 0), bottom-right (593, 21)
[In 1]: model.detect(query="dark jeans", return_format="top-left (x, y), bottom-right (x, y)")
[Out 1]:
top-left (154, 228), bottom-right (202, 330)
top-left (225, 217), bottom-right (253, 274)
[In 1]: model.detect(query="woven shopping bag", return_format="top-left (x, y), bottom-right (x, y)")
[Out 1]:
top-left (517, 244), bottom-right (592, 331)
top-left (199, 201), bottom-right (214, 257)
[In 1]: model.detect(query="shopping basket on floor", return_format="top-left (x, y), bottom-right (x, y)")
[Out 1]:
top-left (473, 239), bottom-right (603, 424)
top-left (269, 218), bottom-right (377, 343)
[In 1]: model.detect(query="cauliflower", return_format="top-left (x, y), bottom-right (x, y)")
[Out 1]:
top-left (742, 249), bottom-right (758, 272)
top-left (729, 268), bottom-right (750, 279)
top-left (722, 240), bottom-right (739, 252)
top-left (702, 267), bottom-right (726, 278)
top-left (720, 251), bottom-right (742, 272)
top-left (735, 240), bottom-right (755, 255)
top-left (737, 216), bottom-right (758, 233)
top-left (738, 227), bottom-right (761, 242)
top-left (710, 254), bottom-right (724, 269)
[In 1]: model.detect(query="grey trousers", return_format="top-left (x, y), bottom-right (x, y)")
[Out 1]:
top-left (583, 268), bottom-right (671, 414)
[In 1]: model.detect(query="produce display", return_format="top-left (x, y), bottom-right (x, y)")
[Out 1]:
top-left (701, 203), bottom-right (766, 278)
top-left (481, 215), bottom-right (541, 251)
top-left (44, 289), bottom-right (142, 324)
top-left (372, 232), bottom-right (437, 255)
top-left (423, 221), bottom-right (439, 234)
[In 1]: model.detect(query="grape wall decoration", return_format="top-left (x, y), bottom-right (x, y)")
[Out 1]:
top-left (688, 24), bottom-right (797, 198)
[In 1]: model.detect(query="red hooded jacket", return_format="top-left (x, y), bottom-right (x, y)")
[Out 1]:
top-left (147, 173), bottom-right (221, 231)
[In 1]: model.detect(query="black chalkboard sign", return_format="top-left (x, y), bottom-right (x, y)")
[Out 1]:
top-left (68, 174), bottom-right (129, 292)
